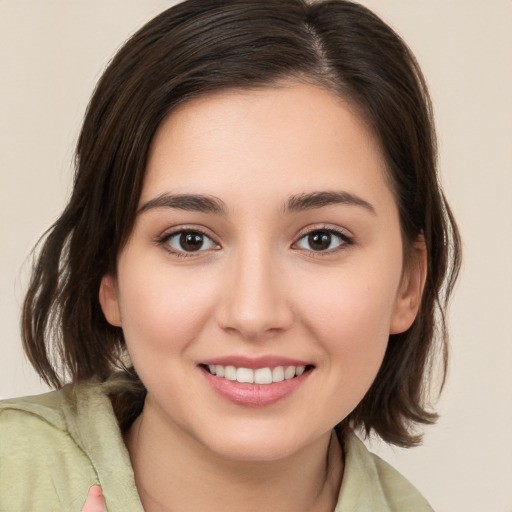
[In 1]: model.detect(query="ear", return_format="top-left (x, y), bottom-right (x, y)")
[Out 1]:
top-left (390, 236), bottom-right (427, 334)
top-left (99, 274), bottom-right (122, 327)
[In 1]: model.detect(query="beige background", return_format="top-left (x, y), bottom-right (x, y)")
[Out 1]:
top-left (1, 1), bottom-right (511, 510)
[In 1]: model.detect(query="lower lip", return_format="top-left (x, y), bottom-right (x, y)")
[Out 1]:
top-left (200, 367), bottom-right (311, 407)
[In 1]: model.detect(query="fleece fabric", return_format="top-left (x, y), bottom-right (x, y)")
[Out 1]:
top-left (0, 382), bottom-right (433, 511)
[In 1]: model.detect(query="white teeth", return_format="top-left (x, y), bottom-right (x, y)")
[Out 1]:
top-left (271, 366), bottom-right (285, 382)
top-left (254, 368), bottom-right (273, 384)
top-left (206, 364), bottom-right (309, 384)
top-left (236, 367), bottom-right (254, 383)
top-left (284, 366), bottom-right (296, 380)
top-left (224, 366), bottom-right (237, 381)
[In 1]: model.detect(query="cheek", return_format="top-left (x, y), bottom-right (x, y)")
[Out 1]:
top-left (301, 285), bottom-right (394, 420)
top-left (305, 286), bottom-right (393, 374)
top-left (116, 263), bottom-right (220, 362)
top-left (298, 263), bottom-right (400, 341)
top-left (293, 258), bottom-right (401, 395)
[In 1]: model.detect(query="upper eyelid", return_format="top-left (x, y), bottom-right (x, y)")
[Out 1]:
top-left (292, 226), bottom-right (354, 252)
top-left (155, 224), bottom-right (353, 249)
top-left (156, 228), bottom-right (220, 258)
top-left (294, 224), bottom-right (353, 241)
top-left (157, 227), bottom-right (220, 247)
top-left (158, 225), bottom-right (218, 240)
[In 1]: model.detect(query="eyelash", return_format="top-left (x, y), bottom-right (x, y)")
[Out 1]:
top-left (155, 226), bottom-right (353, 258)
top-left (293, 227), bottom-right (354, 255)
top-left (155, 228), bottom-right (220, 258)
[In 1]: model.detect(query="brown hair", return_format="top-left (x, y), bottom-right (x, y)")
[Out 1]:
top-left (22, 0), bottom-right (461, 447)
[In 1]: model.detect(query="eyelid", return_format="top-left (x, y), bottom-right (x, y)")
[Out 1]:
top-left (155, 226), bottom-right (220, 257)
top-left (292, 225), bottom-right (354, 254)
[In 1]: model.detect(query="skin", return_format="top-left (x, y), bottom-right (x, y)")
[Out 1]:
top-left (98, 82), bottom-right (425, 512)
top-left (82, 486), bottom-right (106, 512)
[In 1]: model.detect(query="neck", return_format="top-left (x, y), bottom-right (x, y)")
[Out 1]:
top-left (125, 398), bottom-right (343, 512)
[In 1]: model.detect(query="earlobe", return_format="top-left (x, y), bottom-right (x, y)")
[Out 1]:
top-left (390, 237), bottom-right (427, 334)
top-left (99, 274), bottom-right (122, 327)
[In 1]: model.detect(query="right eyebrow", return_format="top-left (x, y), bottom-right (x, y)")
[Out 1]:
top-left (137, 193), bottom-right (228, 215)
top-left (284, 190), bottom-right (376, 215)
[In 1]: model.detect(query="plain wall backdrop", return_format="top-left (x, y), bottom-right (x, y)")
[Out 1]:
top-left (1, 1), bottom-right (511, 511)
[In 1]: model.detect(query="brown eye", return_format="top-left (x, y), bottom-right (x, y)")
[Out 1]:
top-left (180, 232), bottom-right (205, 251)
top-left (308, 231), bottom-right (332, 251)
top-left (164, 230), bottom-right (218, 254)
top-left (295, 229), bottom-right (349, 252)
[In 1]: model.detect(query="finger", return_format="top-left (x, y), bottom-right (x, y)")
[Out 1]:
top-left (81, 485), bottom-right (107, 512)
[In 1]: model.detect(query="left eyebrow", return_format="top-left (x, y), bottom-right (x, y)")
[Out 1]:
top-left (284, 191), bottom-right (376, 215)
top-left (137, 193), bottom-right (228, 215)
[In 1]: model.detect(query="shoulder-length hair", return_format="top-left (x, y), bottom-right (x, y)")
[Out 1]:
top-left (23, 0), bottom-right (461, 447)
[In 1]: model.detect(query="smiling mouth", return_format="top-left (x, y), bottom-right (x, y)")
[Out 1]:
top-left (200, 364), bottom-right (314, 385)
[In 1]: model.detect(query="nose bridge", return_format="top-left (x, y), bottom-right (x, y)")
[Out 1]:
top-left (217, 240), bottom-right (293, 339)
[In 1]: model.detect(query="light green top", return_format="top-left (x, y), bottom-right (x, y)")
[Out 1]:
top-left (0, 382), bottom-right (433, 511)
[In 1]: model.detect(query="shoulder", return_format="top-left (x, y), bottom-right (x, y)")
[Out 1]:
top-left (0, 384), bottom-right (104, 511)
top-left (0, 385), bottom-right (68, 431)
top-left (335, 431), bottom-right (434, 512)
top-left (0, 381), bottom-right (143, 511)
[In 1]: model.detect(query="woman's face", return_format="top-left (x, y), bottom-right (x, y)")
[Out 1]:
top-left (101, 83), bottom-right (422, 461)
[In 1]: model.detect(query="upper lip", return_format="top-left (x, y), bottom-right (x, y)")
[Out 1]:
top-left (199, 355), bottom-right (312, 369)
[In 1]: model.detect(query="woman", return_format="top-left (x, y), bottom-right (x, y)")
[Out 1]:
top-left (0, 0), bottom-right (461, 510)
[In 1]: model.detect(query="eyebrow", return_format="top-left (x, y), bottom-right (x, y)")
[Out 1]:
top-left (137, 190), bottom-right (375, 216)
top-left (284, 191), bottom-right (376, 214)
top-left (138, 193), bottom-right (227, 215)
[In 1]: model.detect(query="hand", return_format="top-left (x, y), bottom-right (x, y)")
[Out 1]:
top-left (81, 485), bottom-right (107, 512)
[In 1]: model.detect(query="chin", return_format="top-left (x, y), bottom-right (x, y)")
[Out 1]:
top-left (194, 422), bottom-right (326, 463)
top-left (206, 438), bottom-right (301, 463)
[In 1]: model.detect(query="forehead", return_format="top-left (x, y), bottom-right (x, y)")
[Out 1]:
top-left (142, 82), bottom-right (393, 214)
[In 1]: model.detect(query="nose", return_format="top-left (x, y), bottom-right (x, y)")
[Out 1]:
top-left (215, 245), bottom-right (294, 340)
